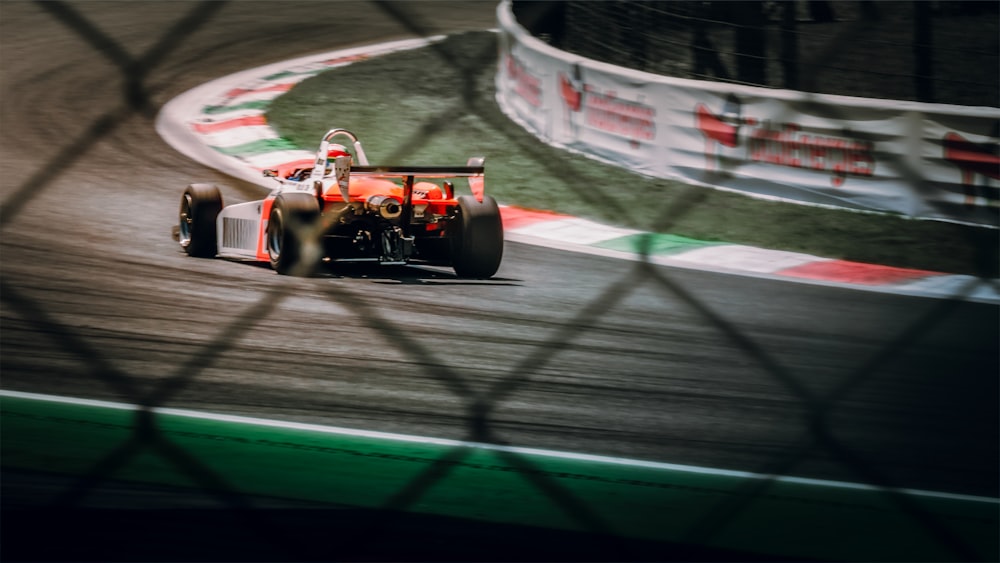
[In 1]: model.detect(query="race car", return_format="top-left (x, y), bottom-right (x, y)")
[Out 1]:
top-left (177, 127), bottom-right (503, 277)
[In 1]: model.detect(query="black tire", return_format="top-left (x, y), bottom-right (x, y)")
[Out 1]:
top-left (267, 192), bottom-right (321, 275)
top-left (179, 183), bottom-right (223, 258)
top-left (451, 195), bottom-right (503, 278)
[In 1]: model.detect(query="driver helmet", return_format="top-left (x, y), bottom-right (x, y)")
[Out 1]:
top-left (325, 143), bottom-right (351, 174)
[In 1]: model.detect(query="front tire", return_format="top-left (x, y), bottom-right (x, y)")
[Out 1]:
top-left (451, 195), bottom-right (503, 278)
top-left (267, 193), bottom-right (321, 275)
top-left (179, 184), bottom-right (223, 258)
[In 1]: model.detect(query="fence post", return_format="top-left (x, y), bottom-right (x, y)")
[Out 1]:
top-left (733, 1), bottom-right (768, 86)
top-left (914, 1), bottom-right (934, 103)
top-left (781, 2), bottom-right (799, 90)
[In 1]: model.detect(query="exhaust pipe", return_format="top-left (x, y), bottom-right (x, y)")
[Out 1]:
top-left (367, 195), bottom-right (402, 220)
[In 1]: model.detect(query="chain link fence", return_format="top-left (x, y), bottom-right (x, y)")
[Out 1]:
top-left (514, 0), bottom-right (999, 107)
top-left (2, 1), bottom-right (998, 561)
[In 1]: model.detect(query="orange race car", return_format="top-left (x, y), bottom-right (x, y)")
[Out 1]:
top-left (177, 128), bottom-right (503, 277)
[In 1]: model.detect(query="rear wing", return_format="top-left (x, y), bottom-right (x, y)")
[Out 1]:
top-left (333, 157), bottom-right (487, 202)
top-left (266, 129), bottom-right (488, 201)
top-left (349, 165), bottom-right (484, 178)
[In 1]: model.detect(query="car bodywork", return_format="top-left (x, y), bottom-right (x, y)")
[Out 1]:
top-left (178, 128), bottom-right (504, 277)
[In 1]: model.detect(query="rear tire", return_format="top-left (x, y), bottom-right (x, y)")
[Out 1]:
top-left (267, 193), bottom-right (321, 275)
top-left (179, 184), bottom-right (222, 258)
top-left (451, 195), bottom-right (503, 278)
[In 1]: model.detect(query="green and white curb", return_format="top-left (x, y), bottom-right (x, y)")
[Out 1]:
top-left (4, 390), bottom-right (997, 561)
top-left (155, 36), bottom-right (1000, 304)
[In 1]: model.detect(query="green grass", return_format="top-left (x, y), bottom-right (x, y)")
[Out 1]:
top-left (266, 31), bottom-right (998, 277)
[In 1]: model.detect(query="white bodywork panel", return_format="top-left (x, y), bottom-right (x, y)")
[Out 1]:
top-left (217, 200), bottom-right (264, 259)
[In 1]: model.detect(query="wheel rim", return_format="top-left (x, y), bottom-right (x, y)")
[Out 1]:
top-left (267, 212), bottom-right (282, 261)
top-left (179, 194), bottom-right (194, 247)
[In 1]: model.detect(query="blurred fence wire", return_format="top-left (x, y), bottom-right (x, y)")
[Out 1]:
top-left (1, 0), bottom-right (996, 561)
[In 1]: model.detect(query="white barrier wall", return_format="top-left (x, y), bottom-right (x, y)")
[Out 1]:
top-left (495, 1), bottom-right (999, 227)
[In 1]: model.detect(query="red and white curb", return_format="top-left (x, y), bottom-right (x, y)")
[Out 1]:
top-left (157, 36), bottom-right (448, 186)
top-left (156, 38), bottom-right (1000, 304)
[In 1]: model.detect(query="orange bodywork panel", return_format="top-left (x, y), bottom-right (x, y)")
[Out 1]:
top-left (323, 177), bottom-right (445, 202)
top-left (255, 197), bottom-right (276, 261)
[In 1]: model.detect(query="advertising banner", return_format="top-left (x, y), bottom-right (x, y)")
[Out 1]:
top-left (495, 1), bottom-right (999, 227)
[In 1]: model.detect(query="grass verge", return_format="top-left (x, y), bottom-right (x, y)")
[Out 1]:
top-left (266, 31), bottom-right (997, 277)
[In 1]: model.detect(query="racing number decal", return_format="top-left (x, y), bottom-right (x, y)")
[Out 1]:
top-left (335, 155), bottom-right (352, 200)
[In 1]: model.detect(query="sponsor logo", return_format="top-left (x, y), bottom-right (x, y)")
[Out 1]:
top-left (505, 54), bottom-right (542, 108)
top-left (695, 95), bottom-right (875, 187)
top-left (942, 130), bottom-right (999, 207)
top-left (558, 64), bottom-right (655, 147)
top-left (559, 68), bottom-right (583, 112)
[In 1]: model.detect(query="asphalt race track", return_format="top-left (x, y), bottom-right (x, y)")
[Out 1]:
top-left (1, 2), bottom-right (997, 560)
